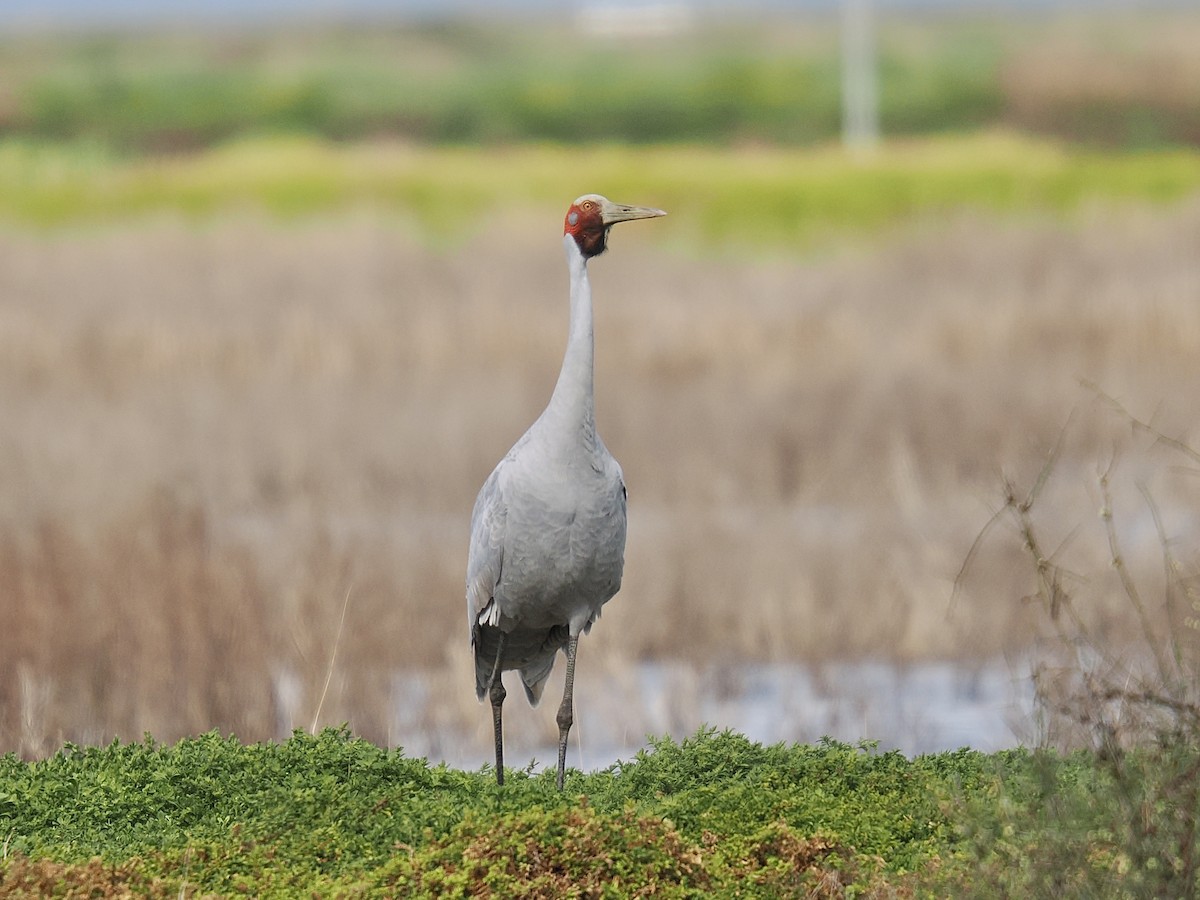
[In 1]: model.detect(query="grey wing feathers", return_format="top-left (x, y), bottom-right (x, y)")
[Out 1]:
top-left (466, 465), bottom-right (506, 645)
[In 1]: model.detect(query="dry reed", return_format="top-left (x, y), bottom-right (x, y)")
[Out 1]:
top-left (1, 199), bottom-right (1199, 754)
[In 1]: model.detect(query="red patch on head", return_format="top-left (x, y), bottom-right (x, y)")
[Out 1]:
top-left (564, 199), bottom-right (608, 257)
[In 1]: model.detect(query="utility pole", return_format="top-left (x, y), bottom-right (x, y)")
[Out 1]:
top-left (841, 0), bottom-right (879, 152)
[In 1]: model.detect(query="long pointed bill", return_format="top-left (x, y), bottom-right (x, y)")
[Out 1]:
top-left (600, 200), bottom-right (667, 226)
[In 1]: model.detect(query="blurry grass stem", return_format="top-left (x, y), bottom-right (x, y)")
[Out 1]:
top-left (311, 583), bottom-right (354, 736)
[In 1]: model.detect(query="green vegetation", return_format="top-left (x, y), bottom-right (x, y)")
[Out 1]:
top-left (2, 728), bottom-right (1197, 897)
top-left (2, 134), bottom-right (1199, 251)
top-left (0, 20), bottom-right (1006, 152)
top-left (2, 14), bottom-right (1196, 249)
top-left (3, 13), bottom-right (1199, 155)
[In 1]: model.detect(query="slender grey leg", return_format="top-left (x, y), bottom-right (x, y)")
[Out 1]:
top-left (487, 632), bottom-right (507, 786)
top-left (555, 635), bottom-right (579, 791)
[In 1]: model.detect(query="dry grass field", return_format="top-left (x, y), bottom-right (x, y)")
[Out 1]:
top-left (2, 195), bottom-right (1199, 757)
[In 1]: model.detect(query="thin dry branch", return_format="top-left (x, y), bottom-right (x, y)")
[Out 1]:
top-left (1097, 463), bottom-right (1172, 685)
top-left (1082, 378), bottom-right (1200, 467)
top-left (952, 410), bottom-right (1077, 619)
top-left (1138, 481), bottom-right (1191, 681)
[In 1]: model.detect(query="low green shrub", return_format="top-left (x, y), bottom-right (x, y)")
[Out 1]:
top-left (0, 727), bottom-right (994, 897)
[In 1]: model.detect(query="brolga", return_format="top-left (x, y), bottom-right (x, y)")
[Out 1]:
top-left (466, 194), bottom-right (666, 789)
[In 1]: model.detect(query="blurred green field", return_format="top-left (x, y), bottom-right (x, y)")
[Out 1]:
top-left (3, 133), bottom-right (1200, 251)
top-left (0, 17), bottom-right (1003, 150)
top-left (0, 10), bottom-right (1197, 153)
top-left (4, 9), bottom-right (1197, 249)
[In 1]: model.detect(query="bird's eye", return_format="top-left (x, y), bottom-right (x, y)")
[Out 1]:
top-left (582, 201), bottom-right (593, 210)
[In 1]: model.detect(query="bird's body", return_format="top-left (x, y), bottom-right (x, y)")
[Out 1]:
top-left (466, 195), bottom-right (664, 788)
top-left (467, 418), bottom-right (626, 700)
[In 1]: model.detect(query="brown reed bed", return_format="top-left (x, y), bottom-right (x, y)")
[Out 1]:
top-left (1, 199), bottom-right (1199, 754)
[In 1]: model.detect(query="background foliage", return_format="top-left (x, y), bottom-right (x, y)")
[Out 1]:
top-left (0, 12), bottom-right (1197, 153)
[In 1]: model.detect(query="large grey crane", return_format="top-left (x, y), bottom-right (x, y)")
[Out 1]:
top-left (466, 194), bottom-right (666, 789)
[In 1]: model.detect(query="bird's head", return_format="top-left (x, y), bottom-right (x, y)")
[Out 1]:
top-left (564, 194), bottom-right (666, 258)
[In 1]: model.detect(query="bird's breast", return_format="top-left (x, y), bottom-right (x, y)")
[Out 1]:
top-left (496, 453), bottom-right (626, 632)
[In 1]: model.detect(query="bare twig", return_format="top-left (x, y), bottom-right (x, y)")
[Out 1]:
top-left (1138, 481), bottom-right (1188, 682)
top-left (1093, 687), bottom-right (1200, 724)
top-left (952, 410), bottom-right (1077, 620)
top-left (1026, 405), bottom-right (1077, 508)
top-left (311, 582), bottom-right (354, 736)
top-left (1097, 463), bottom-right (1172, 685)
top-left (950, 501), bottom-right (1006, 618)
top-left (1082, 378), bottom-right (1200, 467)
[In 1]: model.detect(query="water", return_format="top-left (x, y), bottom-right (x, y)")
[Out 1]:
top-left (370, 658), bottom-right (1038, 773)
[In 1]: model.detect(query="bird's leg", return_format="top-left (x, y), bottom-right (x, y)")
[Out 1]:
top-left (555, 635), bottom-right (580, 791)
top-left (487, 632), bottom-right (507, 786)
top-left (489, 677), bottom-right (506, 786)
